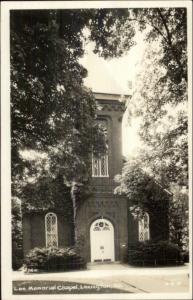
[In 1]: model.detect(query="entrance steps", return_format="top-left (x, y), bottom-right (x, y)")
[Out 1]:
top-left (87, 262), bottom-right (129, 270)
top-left (88, 261), bottom-right (120, 266)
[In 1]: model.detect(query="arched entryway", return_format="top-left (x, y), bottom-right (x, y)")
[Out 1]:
top-left (90, 218), bottom-right (115, 262)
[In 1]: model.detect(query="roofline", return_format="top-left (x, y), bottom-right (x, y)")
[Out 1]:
top-left (93, 92), bottom-right (130, 97)
top-left (93, 92), bottom-right (131, 101)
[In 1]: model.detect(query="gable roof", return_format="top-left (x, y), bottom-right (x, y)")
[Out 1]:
top-left (80, 44), bottom-right (132, 96)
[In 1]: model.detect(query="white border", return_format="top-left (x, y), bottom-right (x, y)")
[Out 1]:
top-left (1, 1), bottom-right (192, 300)
top-left (1, 0), bottom-right (193, 9)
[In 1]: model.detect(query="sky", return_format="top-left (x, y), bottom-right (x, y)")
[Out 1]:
top-left (80, 32), bottom-right (146, 157)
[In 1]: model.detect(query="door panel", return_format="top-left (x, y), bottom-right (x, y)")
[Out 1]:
top-left (90, 218), bottom-right (115, 262)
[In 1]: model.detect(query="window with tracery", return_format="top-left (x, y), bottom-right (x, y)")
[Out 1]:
top-left (93, 221), bottom-right (110, 231)
top-left (92, 154), bottom-right (109, 177)
top-left (138, 212), bottom-right (150, 241)
top-left (92, 119), bottom-right (109, 177)
top-left (45, 212), bottom-right (58, 247)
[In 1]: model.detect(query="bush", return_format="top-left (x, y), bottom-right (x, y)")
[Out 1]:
top-left (127, 241), bottom-right (184, 266)
top-left (182, 250), bottom-right (189, 263)
top-left (12, 246), bottom-right (23, 270)
top-left (24, 247), bottom-right (86, 272)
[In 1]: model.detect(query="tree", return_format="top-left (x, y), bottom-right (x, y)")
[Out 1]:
top-left (127, 8), bottom-right (187, 90)
top-left (116, 8), bottom-right (188, 249)
top-left (168, 184), bottom-right (189, 250)
top-left (127, 42), bottom-right (188, 188)
top-left (12, 197), bottom-right (23, 269)
top-left (125, 9), bottom-right (188, 184)
top-left (114, 159), bottom-right (170, 242)
top-left (11, 8), bottom-right (188, 248)
top-left (10, 9), bottom-right (135, 245)
top-left (112, 7), bottom-right (188, 188)
top-left (114, 159), bottom-right (170, 216)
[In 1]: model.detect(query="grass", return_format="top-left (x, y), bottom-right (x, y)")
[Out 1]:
top-left (13, 280), bottom-right (131, 294)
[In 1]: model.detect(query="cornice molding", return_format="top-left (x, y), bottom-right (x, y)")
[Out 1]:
top-left (94, 92), bottom-right (131, 101)
top-left (97, 99), bottom-right (126, 112)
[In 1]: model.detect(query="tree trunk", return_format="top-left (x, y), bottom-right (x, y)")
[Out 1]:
top-left (71, 181), bottom-right (79, 247)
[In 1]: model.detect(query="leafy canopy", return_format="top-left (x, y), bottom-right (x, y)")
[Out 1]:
top-left (124, 7), bottom-right (188, 187)
top-left (11, 9), bottom-right (135, 198)
top-left (115, 7), bottom-right (188, 249)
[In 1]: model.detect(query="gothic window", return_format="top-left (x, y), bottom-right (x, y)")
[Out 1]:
top-left (138, 212), bottom-right (150, 241)
top-left (45, 212), bottom-right (58, 247)
top-left (92, 119), bottom-right (109, 177)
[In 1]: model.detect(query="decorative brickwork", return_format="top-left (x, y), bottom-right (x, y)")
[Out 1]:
top-left (97, 100), bottom-right (126, 112)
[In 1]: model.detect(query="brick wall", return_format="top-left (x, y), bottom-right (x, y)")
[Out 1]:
top-left (23, 211), bottom-right (74, 256)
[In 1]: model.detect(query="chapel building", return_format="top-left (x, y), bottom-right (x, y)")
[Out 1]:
top-left (23, 92), bottom-right (170, 263)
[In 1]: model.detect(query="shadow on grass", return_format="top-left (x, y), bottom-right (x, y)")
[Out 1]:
top-left (13, 280), bottom-right (131, 294)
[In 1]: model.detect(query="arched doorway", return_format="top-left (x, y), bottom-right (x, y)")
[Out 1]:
top-left (90, 218), bottom-right (115, 262)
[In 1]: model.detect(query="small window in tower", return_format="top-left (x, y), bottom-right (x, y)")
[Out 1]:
top-left (92, 119), bottom-right (109, 177)
top-left (45, 212), bottom-right (58, 247)
top-left (138, 212), bottom-right (150, 241)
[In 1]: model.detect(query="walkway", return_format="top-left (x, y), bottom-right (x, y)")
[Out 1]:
top-left (12, 263), bottom-right (190, 294)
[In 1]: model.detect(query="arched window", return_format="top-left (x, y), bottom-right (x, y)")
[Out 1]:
top-left (45, 212), bottom-right (58, 247)
top-left (92, 119), bottom-right (109, 177)
top-left (138, 212), bottom-right (150, 241)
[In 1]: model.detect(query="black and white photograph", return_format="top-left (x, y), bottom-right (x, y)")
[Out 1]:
top-left (1, 1), bottom-right (192, 299)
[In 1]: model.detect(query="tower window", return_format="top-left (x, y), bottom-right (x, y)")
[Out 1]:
top-left (138, 212), bottom-right (150, 241)
top-left (92, 154), bottom-right (109, 177)
top-left (92, 119), bottom-right (109, 177)
top-left (45, 212), bottom-right (58, 247)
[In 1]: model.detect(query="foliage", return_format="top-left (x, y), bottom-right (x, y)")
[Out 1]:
top-left (12, 7), bottom-right (188, 196)
top-left (10, 10), bottom-right (136, 242)
top-left (11, 9), bottom-right (136, 196)
top-left (121, 12), bottom-right (188, 248)
top-left (12, 197), bottom-right (23, 270)
top-left (114, 160), bottom-right (169, 217)
top-left (11, 14), bottom-right (105, 194)
top-left (129, 8), bottom-right (187, 88)
top-left (24, 247), bottom-right (86, 272)
top-left (127, 42), bottom-right (188, 188)
top-left (10, 9), bottom-right (126, 245)
top-left (21, 174), bottom-right (72, 212)
top-left (127, 241), bottom-right (183, 266)
top-left (115, 159), bottom-right (189, 250)
top-left (120, 8), bottom-right (188, 250)
top-left (88, 9), bottom-right (136, 58)
top-left (181, 250), bottom-right (189, 263)
top-left (169, 185), bottom-right (189, 250)
top-left (11, 8), bottom-right (188, 250)
top-left (123, 7), bottom-right (188, 188)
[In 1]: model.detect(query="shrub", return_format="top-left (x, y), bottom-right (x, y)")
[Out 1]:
top-left (12, 197), bottom-right (23, 270)
top-left (12, 246), bottom-right (23, 270)
top-left (127, 240), bottom-right (184, 266)
top-left (182, 250), bottom-right (189, 263)
top-left (24, 247), bottom-right (86, 272)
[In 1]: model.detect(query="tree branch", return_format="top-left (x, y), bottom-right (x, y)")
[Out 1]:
top-left (127, 17), bottom-right (168, 44)
top-left (156, 8), bottom-right (185, 79)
